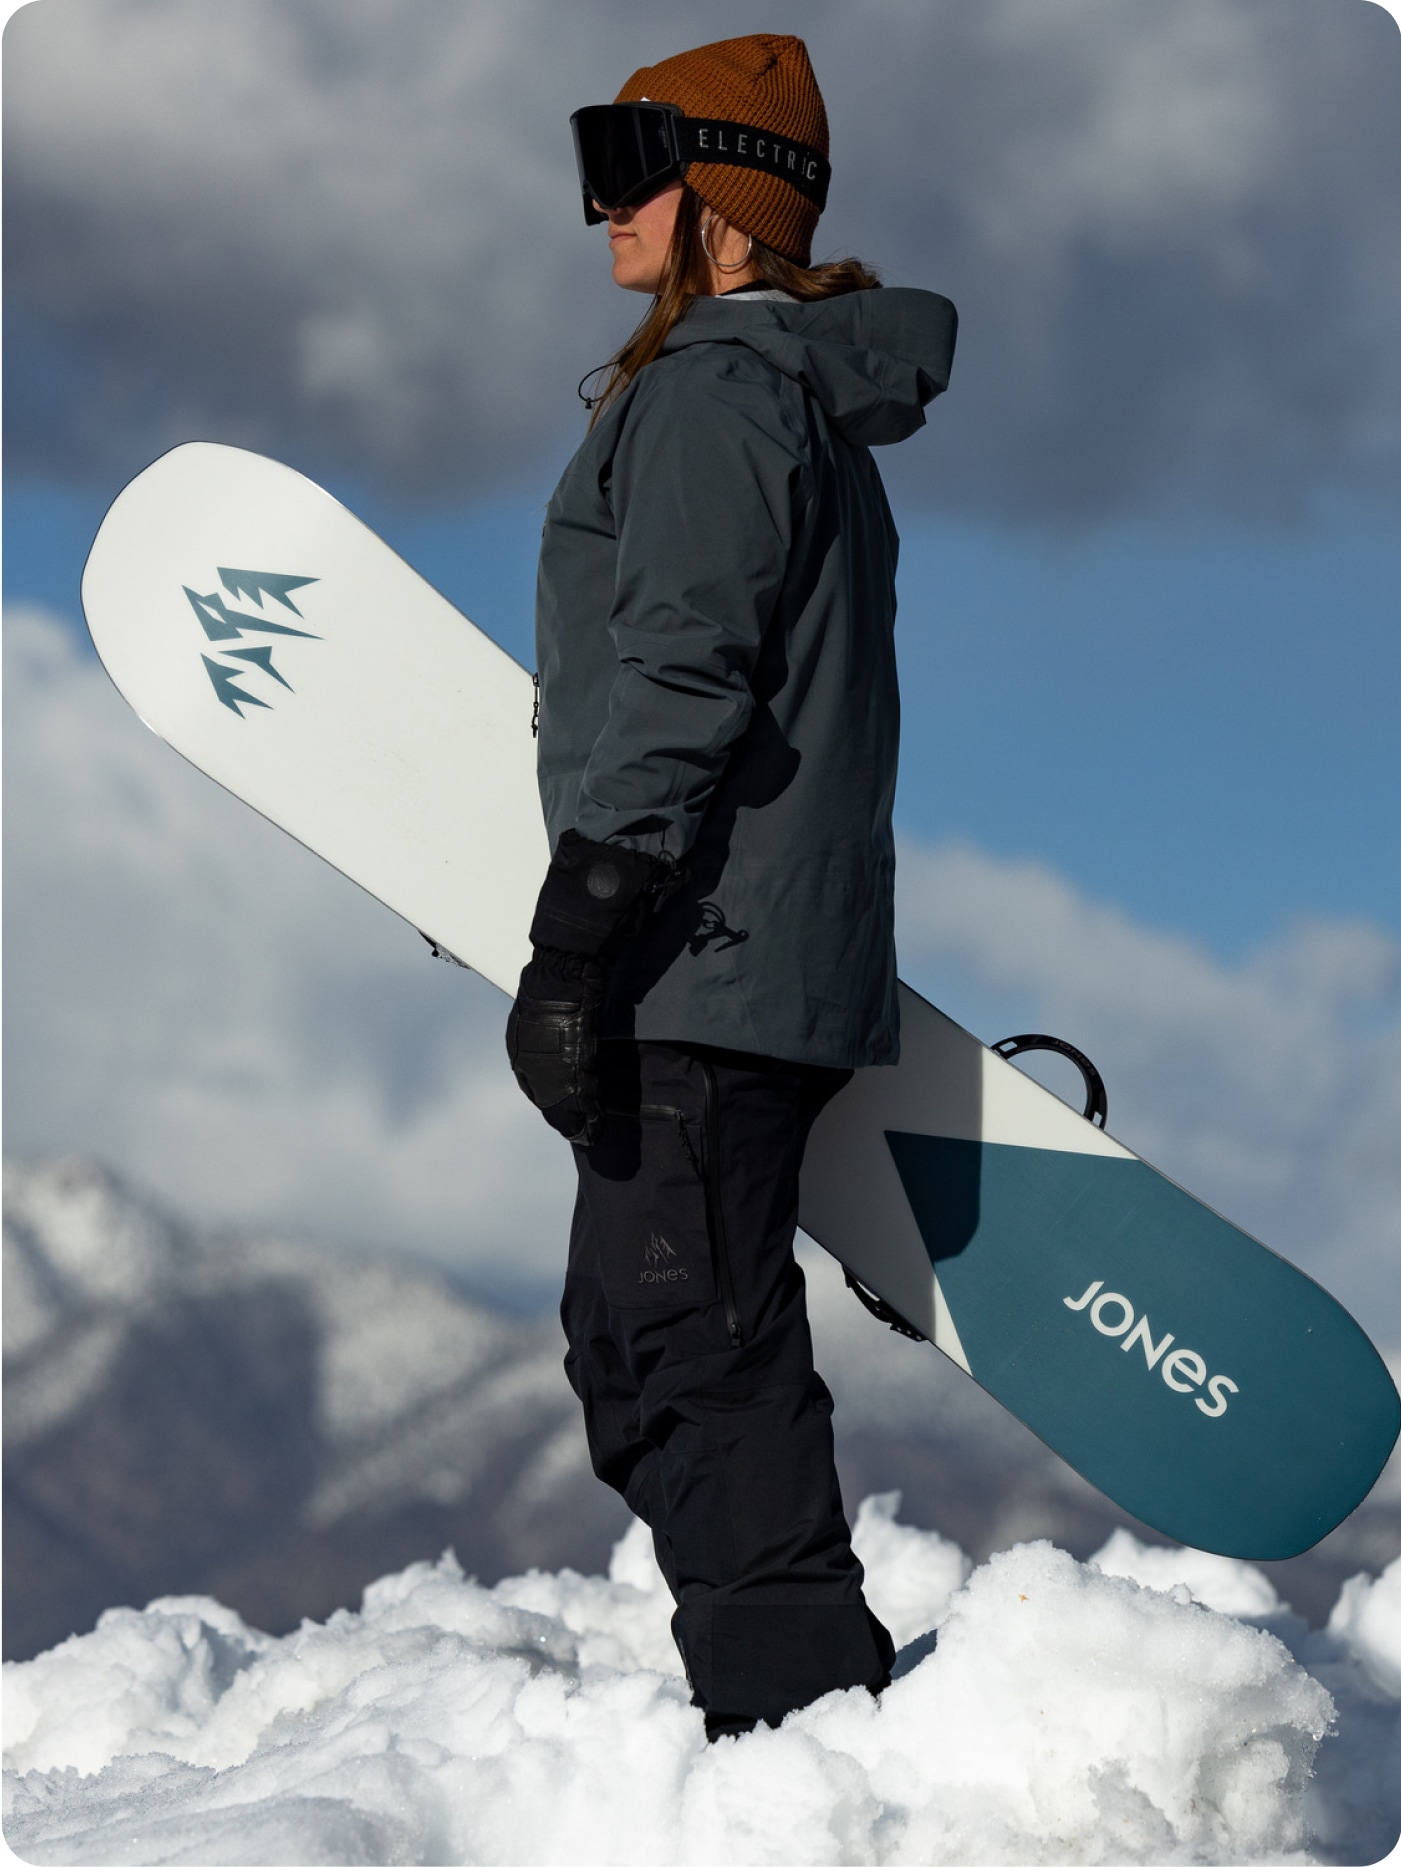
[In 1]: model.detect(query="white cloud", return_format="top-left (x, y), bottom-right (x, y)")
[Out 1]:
top-left (4, 0), bottom-right (621, 485)
top-left (5, 0), bottom-right (1398, 519)
top-left (6, 603), bottom-right (1398, 1338)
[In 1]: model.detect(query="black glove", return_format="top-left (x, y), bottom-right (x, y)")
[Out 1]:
top-left (507, 832), bottom-right (673, 1145)
top-left (506, 946), bottom-right (609, 1143)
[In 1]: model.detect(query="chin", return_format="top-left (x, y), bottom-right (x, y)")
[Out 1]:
top-left (613, 263), bottom-right (656, 294)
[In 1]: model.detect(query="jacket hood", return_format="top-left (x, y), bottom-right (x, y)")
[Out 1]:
top-left (659, 287), bottom-right (956, 447)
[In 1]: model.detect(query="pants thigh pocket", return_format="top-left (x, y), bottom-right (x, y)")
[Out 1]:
top-left (582, 1105), bottom-right (716, 1310)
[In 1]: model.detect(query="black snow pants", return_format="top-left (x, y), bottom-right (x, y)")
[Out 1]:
top-left (561, 1040), bottom-right (895, 1737)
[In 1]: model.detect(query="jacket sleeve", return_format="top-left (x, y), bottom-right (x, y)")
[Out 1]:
top-left (573, 352), bottom-right (807, 859)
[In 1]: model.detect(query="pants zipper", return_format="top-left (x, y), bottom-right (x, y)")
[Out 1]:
top-left (698, 1058), bottom-right (743, 1347)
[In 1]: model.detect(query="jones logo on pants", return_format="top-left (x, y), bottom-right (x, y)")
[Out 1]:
top-left (640, 1232), bottom-right (689, 1286)
top-left (1064, 1279), bottom-right (1239, 1418)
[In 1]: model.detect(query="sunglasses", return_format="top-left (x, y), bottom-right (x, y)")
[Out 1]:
top-left (570, 102), bottom-right (830, 227)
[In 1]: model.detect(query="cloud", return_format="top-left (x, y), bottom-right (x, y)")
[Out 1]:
top-left (5, 0), bottom-right (1399, 522)
top-left (7, 603), bottom-right (1398, 1340)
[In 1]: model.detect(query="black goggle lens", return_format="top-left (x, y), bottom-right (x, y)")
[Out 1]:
top-left (570, 104), bottom-right (682, 224)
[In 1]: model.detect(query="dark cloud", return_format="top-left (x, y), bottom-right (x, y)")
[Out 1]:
top-left (5, 0), bottom-right (1399, 523)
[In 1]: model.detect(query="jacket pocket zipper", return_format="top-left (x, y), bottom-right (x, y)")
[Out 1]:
top-left (698, 1060), bottom-right (743, 1347)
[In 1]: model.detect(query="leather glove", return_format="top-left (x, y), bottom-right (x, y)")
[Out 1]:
top-left (507, 831), bottom-right (675, 1145)
top-left (506, 946), bottom-right (608, 1143)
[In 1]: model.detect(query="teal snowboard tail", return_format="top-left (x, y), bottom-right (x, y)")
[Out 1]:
top-left (801, 986), bottom-right (1399, 1562)
top-left (886, 1131), bottom-right (1398, 1560)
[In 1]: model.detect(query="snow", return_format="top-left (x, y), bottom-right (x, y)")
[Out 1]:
top-left (2, 1158), bottom-right (184, 1326)
top-left (1091, 1525), bottom-right (1284, 1619)
top-left (6, 1501), bottom-right (1398, 1865)
top-left (1328, 1562), bottom-right (1401, 1700)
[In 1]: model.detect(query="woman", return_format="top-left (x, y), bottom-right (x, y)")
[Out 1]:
top-left (507, 33), bottom-right (956, 1739)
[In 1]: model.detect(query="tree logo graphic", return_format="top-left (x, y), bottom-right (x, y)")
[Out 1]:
top-left (184, 569), bottom-right (320, 717)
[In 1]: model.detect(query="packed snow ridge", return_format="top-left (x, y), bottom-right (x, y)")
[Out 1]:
top-left (5, 1498), bottom-right (1399, 1866)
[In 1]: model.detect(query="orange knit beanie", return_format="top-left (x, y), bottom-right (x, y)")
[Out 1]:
top-left (615, 35), bottom-right (829, 265)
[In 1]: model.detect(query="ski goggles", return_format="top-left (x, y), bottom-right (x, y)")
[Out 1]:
top-left (570, 101), bottom-right (830, 226)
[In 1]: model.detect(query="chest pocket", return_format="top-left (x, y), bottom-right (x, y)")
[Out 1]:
top-left (581, 1104), bottom-right (716, 1311)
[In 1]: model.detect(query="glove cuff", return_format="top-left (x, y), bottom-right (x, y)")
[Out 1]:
top-left (529, 830), bottom-right (670, 956)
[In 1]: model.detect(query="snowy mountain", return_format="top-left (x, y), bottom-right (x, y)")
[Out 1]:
top-left (5, 1155), bottom-right (1399, 1668)
top-left (3, 1157), bottom-right (626, 1660)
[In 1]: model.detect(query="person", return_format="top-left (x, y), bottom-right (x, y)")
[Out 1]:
top-left (507, 32), bottom-right (956, 1740)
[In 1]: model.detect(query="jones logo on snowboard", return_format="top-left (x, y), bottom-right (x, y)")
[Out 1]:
top-left (182, 568), bottom-right (320, 717)
top-left (1064, 1278), bottom-right (1239, 1419)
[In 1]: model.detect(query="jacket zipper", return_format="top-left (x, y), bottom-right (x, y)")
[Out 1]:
top-left (698, 1059), bottom-right (743, 1347)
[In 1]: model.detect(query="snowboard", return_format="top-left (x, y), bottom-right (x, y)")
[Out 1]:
top-left (81, 441), bottom-right (1400, 1562)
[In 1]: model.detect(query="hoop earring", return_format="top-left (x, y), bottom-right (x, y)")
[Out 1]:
top-left (701, 215), bottom-right (754, 273)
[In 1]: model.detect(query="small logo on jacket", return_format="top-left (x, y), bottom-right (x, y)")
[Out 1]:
top-left (183, 569), bottom-right (320, 718)
top-left (640, 1233), bottom-right (689, 1286)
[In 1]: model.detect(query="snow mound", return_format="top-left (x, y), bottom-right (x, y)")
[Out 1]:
top-left (1328, 1558), bottom-right (1401, 1699)
top-left (850, 1489), bottom-right (972, 1651)
top-left (8, 1500), bottom-right (1393, 1866)
top-left (1091, 1524), bottom-right (1284, 1620)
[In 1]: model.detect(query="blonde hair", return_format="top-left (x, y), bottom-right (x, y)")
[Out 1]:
top-left (585, 186), bottom-right (880, 425)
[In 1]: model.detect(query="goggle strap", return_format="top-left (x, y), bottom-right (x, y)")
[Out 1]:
top-left (671, 117), bottom-right (830, 213)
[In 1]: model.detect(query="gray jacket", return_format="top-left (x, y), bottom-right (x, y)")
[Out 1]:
top-left (534, 286), bottom-right (956, 1068)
